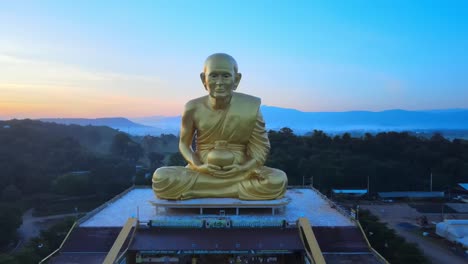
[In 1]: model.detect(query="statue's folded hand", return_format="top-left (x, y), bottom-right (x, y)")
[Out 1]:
top-left (212, 164), bottom-right (248, 178)
top-left (194, 163), bottom-right (221, 175)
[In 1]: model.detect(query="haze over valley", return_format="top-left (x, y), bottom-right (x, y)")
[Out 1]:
top-left (35, 106), bottom-right (468, 138)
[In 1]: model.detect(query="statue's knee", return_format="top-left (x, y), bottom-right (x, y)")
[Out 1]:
top-left (271, 176), bottom-right (287, 186)
top-left (268, 169), bottom-right (288, 185)
top-left (153, 167), bottom-right (171, 181)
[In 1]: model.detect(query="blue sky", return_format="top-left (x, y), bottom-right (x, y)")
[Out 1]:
top-left (1, 0), bottom-right (467, 118)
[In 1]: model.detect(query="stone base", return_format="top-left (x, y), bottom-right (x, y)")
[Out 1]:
top-left (151, 196), bottom-right (291, 215)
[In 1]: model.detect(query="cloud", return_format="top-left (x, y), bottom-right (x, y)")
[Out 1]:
top-left (0, 52), bottom-right (163, 85)
top-left (0, 53), bottom-right (184, 118)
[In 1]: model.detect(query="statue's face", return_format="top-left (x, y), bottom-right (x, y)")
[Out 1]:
top-left (202, 58), bottom-right (240, 99)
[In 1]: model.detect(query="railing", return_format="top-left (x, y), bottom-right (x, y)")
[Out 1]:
top-left (308, 186), bottom-right (354, 221)
top-left (38, 186), bottom-right (140, 263)
top-left (355, 220), bottom-right (389, 264)
top-left (77, 185), bottom-right (137, 225)
top-left (115, 218), bottom-right (139, 263)
top-left (308, 186), bottom-right (389, 264)
top-left (103, 217), bottom-right (137, 264)
top-left (39, 221), bottom-right (78, 264)
top-left (298, 217), bottom-right (326, 264)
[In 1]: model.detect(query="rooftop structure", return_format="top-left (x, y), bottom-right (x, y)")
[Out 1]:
top-left (332, 189), bottom-right (367, 196)
top-left (446, 203), bottom-right (468, 213)
top-left (81, 188), bottom-right (353, 228)
top-left (378, 191), bottom-right (444, 199)
top-left (45, 187), bottom-right (387, 264)
top-left (458, 183), bottom-right (468, 191)
top-left (436, 220), bottom-right (468, 248)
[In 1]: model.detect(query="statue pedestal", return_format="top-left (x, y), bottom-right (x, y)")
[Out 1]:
top-left (151, 196), bottom-right (291, 216)
top-left (81, 188), bottom-right (354, 227)
top-left (56, 188), bottom-right (385, 264)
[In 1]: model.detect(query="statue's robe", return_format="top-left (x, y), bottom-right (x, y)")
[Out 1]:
top-left (152, 93), bottom-right (287, 200)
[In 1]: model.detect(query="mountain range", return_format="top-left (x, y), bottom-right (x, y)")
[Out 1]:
top-left (38, 106), bottom-right (468, 136)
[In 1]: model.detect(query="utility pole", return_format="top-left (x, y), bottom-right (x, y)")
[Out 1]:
top-left (367, 174), bottom-right (370, 196)
top-left (430, 172), bottom-right (433, 192)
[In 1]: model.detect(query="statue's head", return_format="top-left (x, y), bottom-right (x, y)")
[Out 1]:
top-left (201, 53), bottom-right (242, 99)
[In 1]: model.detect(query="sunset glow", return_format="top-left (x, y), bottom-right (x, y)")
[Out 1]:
top-left (1, 1), bottom-right (468, 119)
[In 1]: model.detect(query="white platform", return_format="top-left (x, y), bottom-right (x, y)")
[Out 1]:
top-left (151, 196), bottom-right (291, 215)
top-left (80, 187), bottom-right (354, 227)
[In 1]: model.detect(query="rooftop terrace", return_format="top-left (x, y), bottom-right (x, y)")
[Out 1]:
top-left (80, 187), bottom-right (354, 227)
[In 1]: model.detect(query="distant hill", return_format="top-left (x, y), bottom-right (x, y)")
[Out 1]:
top-left (38, 117), bottom-right (173, 136)
top-left (129, 107), bottom-right (468, 136)
top-left (40, 117), bottom-right (147, 128)
top-left (30, 107), bottom-right (468, 137)
top-left (130, 116), bottom-right (180, 135)
top-left (261, 106), bottom-right (468, 133)
top-left (0, 119), bottom-right (120, 154)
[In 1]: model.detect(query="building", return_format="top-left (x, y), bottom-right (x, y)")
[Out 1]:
top-left (378, 191), bottom-right (444, 200)
top-left (332, 189), bottom-right (367, 198)
top-left (436, 220), bottom-right (468, 249)
top-left (42, 186), bottom-right (387, 264)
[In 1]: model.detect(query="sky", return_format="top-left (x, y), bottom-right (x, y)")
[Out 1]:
top-left (1, 0), bottom-right (468, 119)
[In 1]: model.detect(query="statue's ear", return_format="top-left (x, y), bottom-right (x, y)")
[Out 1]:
top-left (200, 72), bottom-right (207, 90)
top-left (234, 73), bottom-right (242, 90)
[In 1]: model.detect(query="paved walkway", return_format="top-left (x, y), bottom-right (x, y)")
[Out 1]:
top-left (362, 204), bottom-right (467, 264)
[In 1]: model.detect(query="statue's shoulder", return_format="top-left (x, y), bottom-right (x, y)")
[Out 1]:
top-left (233, 92), bottom-right (261, 107)
top-left (184, 96), bottom-right (207, 111)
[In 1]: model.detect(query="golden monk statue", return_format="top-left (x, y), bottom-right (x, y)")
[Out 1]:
top-left (152, 53), bottom-right (287, 200)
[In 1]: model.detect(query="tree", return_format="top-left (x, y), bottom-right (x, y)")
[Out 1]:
top-left (14, 248), bottom-right (41, 264)
top-left (39, 217), bottom-right (74, 250)
top-left (110, 133), bottom-right (143, 163)
top-left (0, 254), bottom-right (19, 264)
top-left (86, 129), bottom-right (102, 146)
top-left (279, 127), bottom-right (294, 136)
top-left (168, 152), bottom-right (186, 166)
top-left (10, 217), bottom-right (75, 264)
top-left (51, 172), bottom-right (91, 196)
top-left (148, 152), bottom-right (164, 171)
top-left (359, 210), bottom-right (428, 263)
top-left (1, 184), bottom-right (22, 202)
top-left (134, 169), bottom-right (152, 186)
top-left (89, 157), bottom-right (135, 196)
top-left (0, 204), bottom-right (22, 247)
